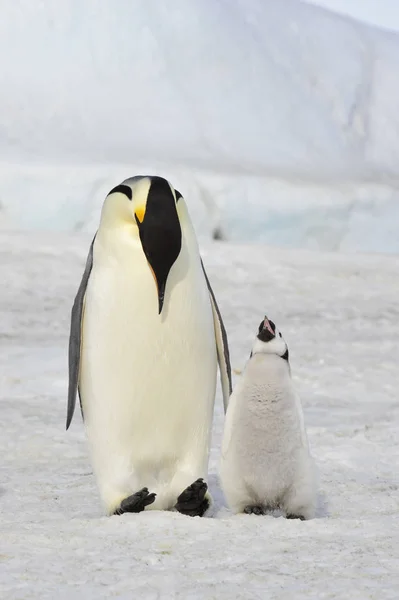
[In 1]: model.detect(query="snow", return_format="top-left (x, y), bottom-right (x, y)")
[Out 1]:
top-left (1, 0), bottom-right (399, 251)
top-left (1, 1), bottom-right (399, 593)
top-left (1, 231), bottom-right (398, 598)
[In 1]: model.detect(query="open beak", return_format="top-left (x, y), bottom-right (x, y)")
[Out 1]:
top-left (257, 316), bottom-right (276, 342)
top-left (263, 317), bottom-right (275, 336)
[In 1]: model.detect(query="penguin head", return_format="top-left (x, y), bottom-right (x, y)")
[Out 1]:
top-left (103, 175), bottom-right (183, 314)
top-left (251, 316), bottom-right (289, 361)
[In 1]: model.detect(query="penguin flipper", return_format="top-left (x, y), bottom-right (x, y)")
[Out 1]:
top-left (66, 235), bottom-right (96, 430)
top-left (201, 259), bottom-right (232, 412)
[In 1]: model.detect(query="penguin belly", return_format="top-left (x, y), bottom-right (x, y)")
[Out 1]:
top-left (221, 358), bottom-right (316, 517)
top-left (80, 237), bottom-right (217, 514)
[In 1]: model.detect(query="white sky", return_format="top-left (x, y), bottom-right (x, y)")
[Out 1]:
top-left (303, 0), bottom-right (399, 32)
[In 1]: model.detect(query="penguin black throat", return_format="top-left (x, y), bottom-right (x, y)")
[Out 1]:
top-left (135, 177), bottom-right (182, 314)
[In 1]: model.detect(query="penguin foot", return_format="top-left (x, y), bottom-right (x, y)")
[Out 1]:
top-left (286, 513), bottom-right (306, 521)
top-left (114, 487), bottom-right (156, 515)
top-left (244, 505), bottom-right (265, 516)
top-left (175, 478), bottom-right (209, 517)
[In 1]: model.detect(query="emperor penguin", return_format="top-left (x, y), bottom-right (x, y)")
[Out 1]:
top-left (220, 316), bottom-right (316, 520)
top-left (67, 175), bottom-right (232, 517)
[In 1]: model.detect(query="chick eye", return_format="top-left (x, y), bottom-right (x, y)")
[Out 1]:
top-left (279, 332), bottom-right (282, 338)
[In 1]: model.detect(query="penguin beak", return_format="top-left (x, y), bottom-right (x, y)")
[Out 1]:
top-left (263, 318), bottom-right (275, 337)
top-left (257, 317), bottom-right (276, 343)
top-left (135, 206), bottom-right (182, 315)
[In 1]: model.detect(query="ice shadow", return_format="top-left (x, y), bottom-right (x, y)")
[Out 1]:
top-left (316, 490), bottom-right (329, 518)
top-left (208, 473), bottom-right (229, 517)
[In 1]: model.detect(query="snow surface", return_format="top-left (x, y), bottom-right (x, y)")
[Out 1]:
top-left (1, 0), bottom-right (399, 251)
top-left (2, 1), bottom-right (398, 596)
top-left (1, 231), bottom-right (398, 599)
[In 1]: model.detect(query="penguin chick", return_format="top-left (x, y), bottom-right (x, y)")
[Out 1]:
top-left (220, 316), bottom-right (317, 520)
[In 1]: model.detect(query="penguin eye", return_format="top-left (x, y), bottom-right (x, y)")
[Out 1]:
top-left (279, 332), bottom-right (282, 338)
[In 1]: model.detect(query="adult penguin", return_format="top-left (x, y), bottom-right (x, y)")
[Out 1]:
top-left (67, 175), bottom-right (231, 517)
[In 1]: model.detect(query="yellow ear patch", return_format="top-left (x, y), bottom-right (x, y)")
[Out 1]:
top-left (135, 205), bottom-right (146, 223)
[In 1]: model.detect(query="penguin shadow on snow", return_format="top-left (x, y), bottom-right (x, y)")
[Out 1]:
top-left (207, 473), bottom-right (228, 517)
top-left (315, 489), bottom-right (329, 518)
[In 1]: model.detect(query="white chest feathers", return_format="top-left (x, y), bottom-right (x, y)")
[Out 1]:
top-left (68, 175), bottom-right (232, 518)
top-left (220, 353), bottom-right (317, 519)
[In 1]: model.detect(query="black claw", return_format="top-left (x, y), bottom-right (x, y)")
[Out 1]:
top-left (175, 478), bottom-right (209, 517)
top-left (114, 487), bottom-right (156, 515)
top-left (244, 505), bottom-right (265, 515)
top-left (286, 513), bottom-right (306, 521)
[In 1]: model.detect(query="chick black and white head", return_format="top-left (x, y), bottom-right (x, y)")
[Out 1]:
top-left (251, 316), bottom-right (289, 361)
